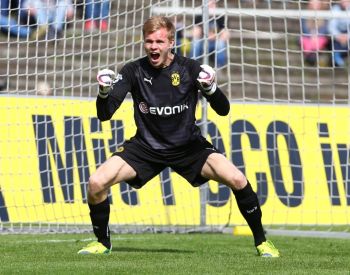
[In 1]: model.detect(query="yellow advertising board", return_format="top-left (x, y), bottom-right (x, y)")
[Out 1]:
top-left (0, 97), bottom-right (349, 226)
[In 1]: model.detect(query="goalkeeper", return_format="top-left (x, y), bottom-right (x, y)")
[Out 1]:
top-left (78, 16), bottom-right (279, 257)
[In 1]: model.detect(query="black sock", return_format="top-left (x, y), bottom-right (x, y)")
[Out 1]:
top-left (232, 181), bottom-right (266, 247)
top-left (88, 198), bottom-right (111, 249)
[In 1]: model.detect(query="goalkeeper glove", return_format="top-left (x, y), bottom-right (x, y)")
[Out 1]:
top-left (97, 69), bottom-right (116, 98)
top-left (196, 64), bottom-right (217, 96)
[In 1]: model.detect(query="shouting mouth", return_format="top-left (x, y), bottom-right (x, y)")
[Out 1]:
top-left (150, 52), bottom-right (160, 63)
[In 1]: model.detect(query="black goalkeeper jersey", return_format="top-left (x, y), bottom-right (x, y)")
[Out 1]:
top-left (96, 54), bottom-right (229, 150)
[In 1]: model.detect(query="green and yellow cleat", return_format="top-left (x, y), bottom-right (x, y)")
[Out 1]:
top-left (256, 240), bottom-right (280, 257)
top-left (77, 241), bottom-right (112, 255)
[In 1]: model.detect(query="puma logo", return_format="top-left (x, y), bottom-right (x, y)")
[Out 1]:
top-left (144, 77), bottom-right (152, 85)
top-left (247, 206), bottom-right (258, 214)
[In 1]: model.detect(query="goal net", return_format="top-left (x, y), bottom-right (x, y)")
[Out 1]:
top-left (0, 0), bottom-right (349, 236)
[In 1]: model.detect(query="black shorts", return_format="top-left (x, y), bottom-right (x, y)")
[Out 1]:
top-left (112, 136), bottom-right (220, 189)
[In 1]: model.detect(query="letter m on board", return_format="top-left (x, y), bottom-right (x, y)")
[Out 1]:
top-left (32, 115), bottom-right (90, 203)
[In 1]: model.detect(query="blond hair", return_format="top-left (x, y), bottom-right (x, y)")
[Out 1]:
top-left (142, 16), bottom-right (175, 41)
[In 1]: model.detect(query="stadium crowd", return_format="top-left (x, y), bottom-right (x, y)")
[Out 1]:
top-left (2, 0), bottom-right (350, 68)
top-left (299, 0), bottom-right (350, 67)
top-left (0, 0), bottom-right (110, 40)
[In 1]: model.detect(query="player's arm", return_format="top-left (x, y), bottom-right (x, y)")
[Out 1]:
top-left (196, 64), bottom-right (230, 116)
top-left (96, 68), bottom-right (129, 121)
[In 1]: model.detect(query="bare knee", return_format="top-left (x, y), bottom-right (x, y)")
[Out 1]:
top-left (88, 173), bottom-right (108, 203)
top-left (226, 171), bottom-right (247, 191)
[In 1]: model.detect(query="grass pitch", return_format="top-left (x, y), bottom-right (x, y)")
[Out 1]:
top-left (0, 233), bottom-right (349, 274)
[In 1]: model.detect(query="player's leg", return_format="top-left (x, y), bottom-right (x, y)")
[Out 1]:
top-left (201, 153), bottom-right (265, 245)
top-left (78, 156), bottom-right (137, 254)
top-left (88, 155), bottom-right (137, 204)
top-left (79, 138), bottom-right (167, 255)
top-left (201, 153), bottom-right (279, 257)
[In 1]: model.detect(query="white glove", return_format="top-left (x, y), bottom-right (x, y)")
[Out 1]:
top-left (97, 69), bottom-right (116, 98)
top-left (196, 64), bottom-right (217, 95)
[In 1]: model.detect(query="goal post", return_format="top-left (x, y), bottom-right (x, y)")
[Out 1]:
top-left (0, 0), bottom-right (350, 237)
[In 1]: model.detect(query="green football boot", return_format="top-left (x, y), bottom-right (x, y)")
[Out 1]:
top-left (77, 241), bottom-right (111, 255)
top-left (256, 240), bottom-right (280, 257)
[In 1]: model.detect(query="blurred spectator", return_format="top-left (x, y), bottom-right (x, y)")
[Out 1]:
top-left (328, 0), bottom-right (350, 67)
top-left (84, 0), bottom-right (110, 32)
top-left (299, 0), bottom-right (330, 66)
top-left (174, 16), bottom-right (191, 56)
top-left (20, 0), bottom-right (74, 40)
top-left (0, 0), bottom-right (32, 38)
top-left (190, 0), bottom-right (230, 68)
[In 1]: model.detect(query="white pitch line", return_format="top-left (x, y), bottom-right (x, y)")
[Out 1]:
top-left (9, 236), bottom-right (150, 244)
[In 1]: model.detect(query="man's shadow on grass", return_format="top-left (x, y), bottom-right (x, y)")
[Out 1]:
top-left (112, 247), bottom-right (193, 253)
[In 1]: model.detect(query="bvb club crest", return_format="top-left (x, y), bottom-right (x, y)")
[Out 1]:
top-left (171, 72), bottom-right (180, 86)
